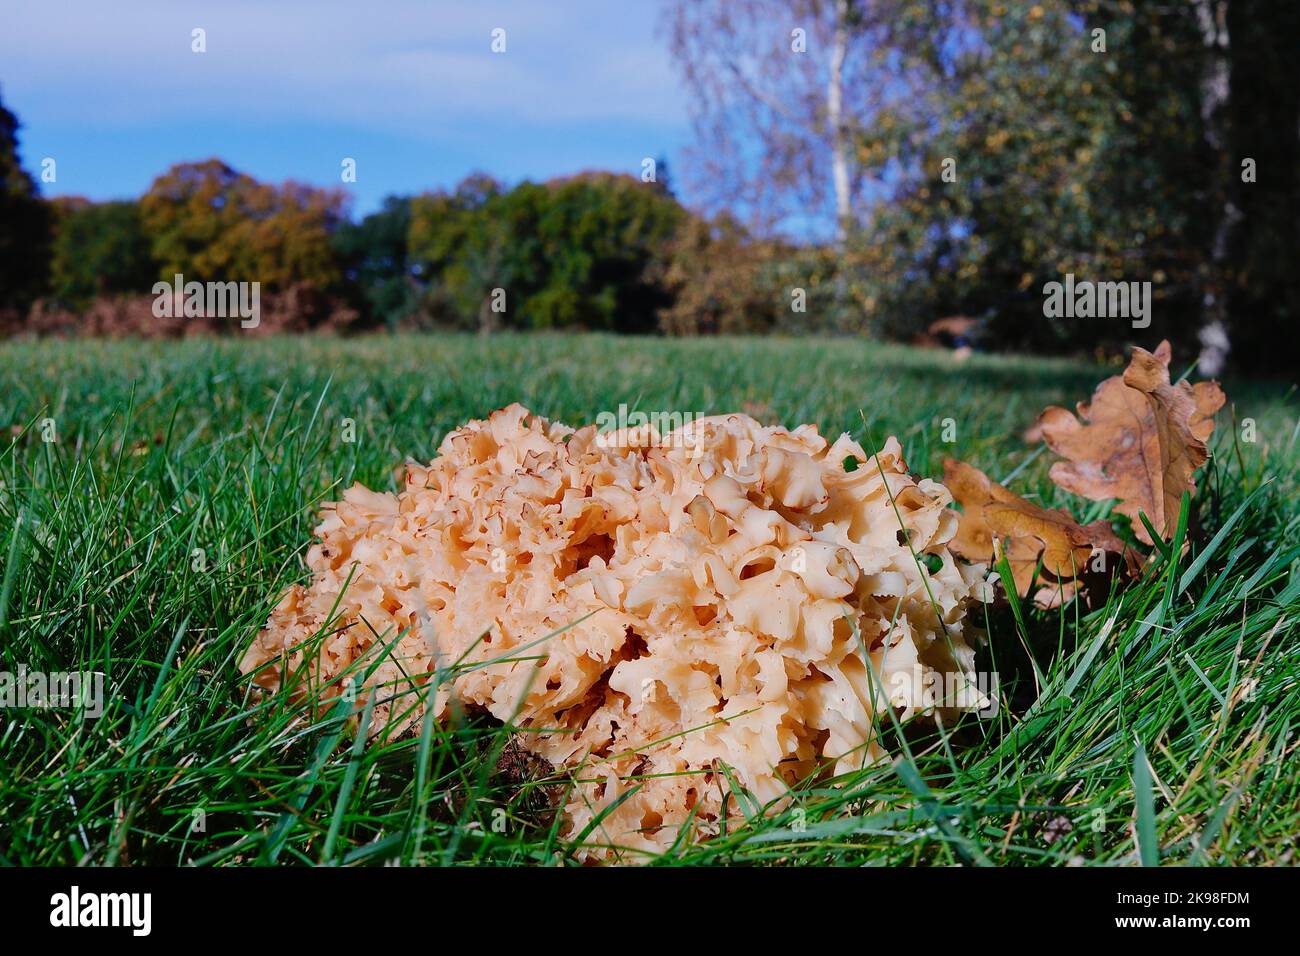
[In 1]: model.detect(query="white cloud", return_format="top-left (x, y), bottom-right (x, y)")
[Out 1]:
top-left (0, 0), bottom-right (687, 136)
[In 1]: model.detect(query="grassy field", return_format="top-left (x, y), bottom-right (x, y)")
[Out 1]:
top-left (1, 333), bottom-right (1297, 866)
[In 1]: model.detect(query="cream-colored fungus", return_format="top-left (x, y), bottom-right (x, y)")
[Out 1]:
top-left (241, 405), bottom-right (989, 860)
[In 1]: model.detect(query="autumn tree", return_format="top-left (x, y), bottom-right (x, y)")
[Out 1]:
top-left (653, 212), bottom-right (833, 335)
top-left (139, 159), bottom-right (346, 289)
top-left (664, 0), bottom-right (972, 331)
top-left (665, 0), bottom-right (928, 246)
top-left (665, 1), bottom-right (1299, 367)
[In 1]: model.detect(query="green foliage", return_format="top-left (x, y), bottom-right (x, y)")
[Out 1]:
top-left (5, 1), bottom-right (1297, 367)
top-left (849, 2), bottom-right (1214, 352)
top-left (409, 173), bottom-right (686, 331)
top-left (332, 195), bottom-right (416, 329)
top-left (408, 173), bottom-right (511, 331)
top-left (0, 89), bottom-right (51, 313)
top-left (663, 0), bottom-right (1300, 367)
top-left (48, 199), bottom-right (158, 308)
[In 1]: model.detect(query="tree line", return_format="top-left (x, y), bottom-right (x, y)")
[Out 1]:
top-left (0, 123), bottom-right (824, 338)
top-left (2, 0), bottom-right (1297, 372)
top-left (666, 0), bottom-right (1299, 373)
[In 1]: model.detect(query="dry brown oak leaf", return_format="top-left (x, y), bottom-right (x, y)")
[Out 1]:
top-left (1036, 341), bottom-right (1225, 547)
top-left (943, 459), bottom-right (1123, 607)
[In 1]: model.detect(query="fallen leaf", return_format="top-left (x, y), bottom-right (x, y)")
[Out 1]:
top-left (1036, 341), bottom-right (1224, 546)
top-left (943, 459), bottom-right (1119, 607)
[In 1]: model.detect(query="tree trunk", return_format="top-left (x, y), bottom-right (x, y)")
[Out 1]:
top-left (827, 0), bottom-right (855, 330)
top-left (1195, 0), bottom-right (1233, 376)
top-left (828, 0), bottom-right (852, 249)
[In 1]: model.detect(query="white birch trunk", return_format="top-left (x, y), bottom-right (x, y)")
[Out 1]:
top-left (828, 0), bottom-right (852, 248)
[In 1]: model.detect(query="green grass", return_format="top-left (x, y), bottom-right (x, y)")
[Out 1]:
top-left (0, 333), bottom-right (1297, 866)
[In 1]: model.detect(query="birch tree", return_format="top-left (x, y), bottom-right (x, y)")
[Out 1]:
top-left (664, 0), bottom-right (917, 247)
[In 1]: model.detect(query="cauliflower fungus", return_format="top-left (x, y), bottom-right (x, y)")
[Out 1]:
top-left (241, 404), bottom-right (990, 860)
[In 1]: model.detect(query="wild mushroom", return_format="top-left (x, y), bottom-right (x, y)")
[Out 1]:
top-left (241, 405), bottom-right (990, 860)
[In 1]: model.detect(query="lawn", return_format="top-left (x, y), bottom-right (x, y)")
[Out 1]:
top-left (1, 333), bottom-right (1297, 866)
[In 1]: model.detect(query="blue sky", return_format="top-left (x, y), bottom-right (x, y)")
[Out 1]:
top-left (0, 0), bottom-right (693, 218)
